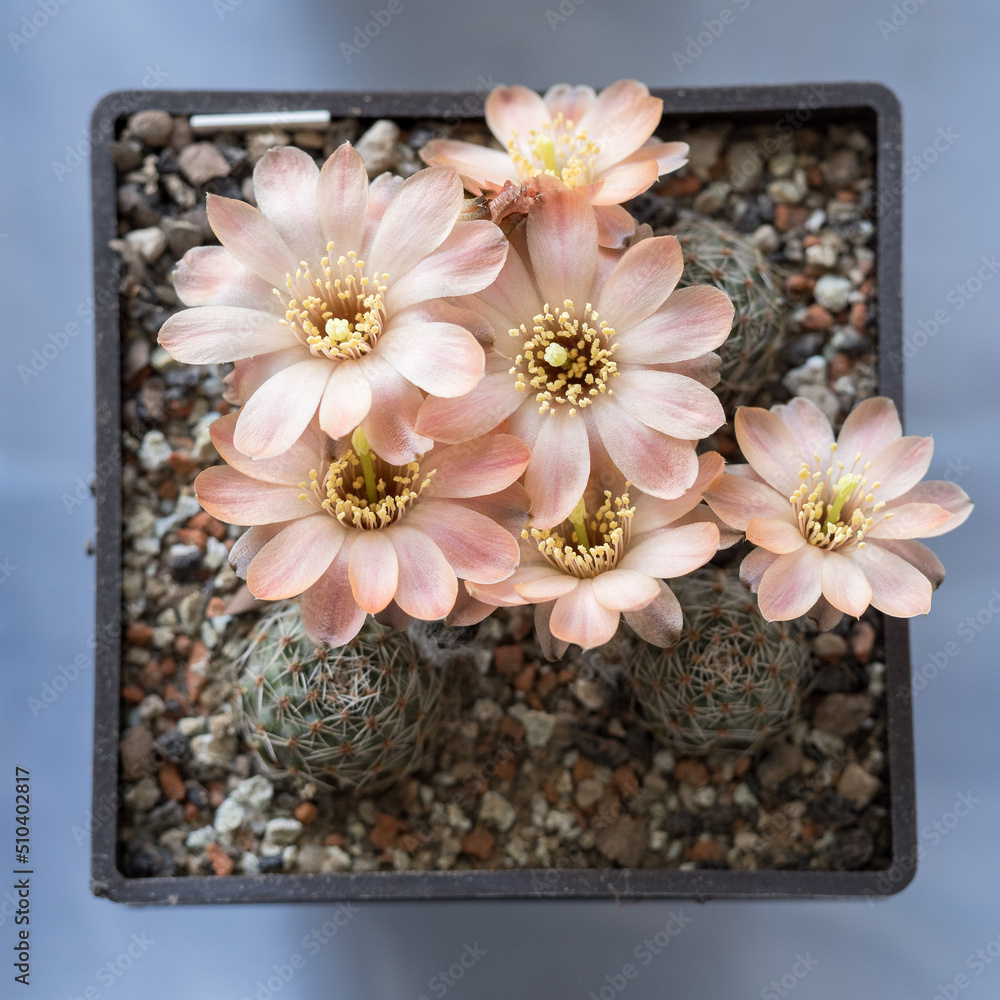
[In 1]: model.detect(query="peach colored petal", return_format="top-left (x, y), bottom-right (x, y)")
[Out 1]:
top-left (597, 235), bottom-right (684, 330)
top-left (677, 505), bottom-right (742, 548)
top-left (445, 587), bottom-right (497, 628)
top-left (357, 355), bottom-right (433, 465)
top-left (406, 500), bottom-right (519, 585)
top-left (809, 596), bottom-right (845, 632)
top-left (773, 396), bottom-right (835, 460)
top-left (590, 568), bottom-right (661, 612)
top-left (756, 545), bottom-right (825, 621)
top-left (746, 516), bottom-right (807, 554)
top-left (594, 204), bottom-right (637, 249)
top-left (590, 94), bottom-right (662, 171)
top-left (387, 219), bottom-right (508, 313)
top-left (451, 483), bottom-right (531, 535)
top-left (423, 435), bottom-right (530, 499)
top-left (867, 502), bottom-right (952, 539)
top-left (852, 542), bottom-right (933, 617)
top-left (348, 530), bottom-right (398, 613)
top-left (233, 359), bottom-right (332, 459)
top-left (415, 373), bottom-right (521, 444)
top-left (865, 435), bottom-right (934, 502)
top-left (173, 246), bottom-right (280, 312)
top-left (374, 600), bottom-right (412, 632)
top-left (886, 480), bottom-right (973, 537)
top-left (210, 412), bottom-right (321, 486)
top-left (225, 346), bottom-right (303, 407)
top-left (734, 406), bottom-right (804, 495)
top-left (593, 401), bottom-right (698, 500)
top-left (631, 452), bottom-right (725, 536)
top-left (252, 147), bottom-right (322, 262)
top-left (543, 83), bottom-right (596, 126)
top-left (366, 166), bottom-right (463, 277)
top-left (623, 581), bottom-right (683, 648)
top-left (300, 542), bottom-right (367, 647)
top-left (515, 571), bottom-right (580, 602)
top-left (316, 142), bottom-right (369, 254)
top-left (614, 369), bottom-right (724, 440)
top-left (206, 193), bottom-right (297, 288)
top-left (534, 600), bottom-right (571, 661)
top-left (158, 306), bottom-right (292, 364)
top-left (393, 298), bottom-right (494, 346)
top-left (525, 186), bottom-right (598, 308)
top-left (615, 286), bottom-right (734, 365)
top-left (194, 466), bottom-right (308, 525)
top-left (703, 472), bottom-right (790, 532)
top-left (622, 140), bottom-right (689, 176)
top-left (619, 521), bottom-right (718, 579)
top-left (419, 138), bottom-right (519, 187)
top-left (524, 413), bottom-right (591, 529)
top-left (465, 571), bottom-right (533, 608)
top-left (377, 321), bottom-right (484, 398)
top-left (549, 581), bottom-right (621, 649)
top-left (229, 523), bottom-right (285, 577)
top-left (835, 396), bottom-right (902, 463)
top-left (866, 538), bottom-right (945, 589)
top-left (389, 526), bottom-right (459, 619)
top-left (819, 550), bottom-right (873, 617)
top-left (485, 85), bottom-right (552, 148)
top-left (590, 159), bottom-right (659, 204)
top-left (661, 352), bottom-right (722, 389)
top-left (471, 242), bottom-right (543, 345)
top-left (362, 172), bottom-right (404, 250)
top-left (246, 515), bottom-right (345, 600)
top-left (740, 545), bottom-right (779, 592)
top-left (579, 80), bottom-right (651, 130)
top-left (317, 360), bottom-right (373, 439)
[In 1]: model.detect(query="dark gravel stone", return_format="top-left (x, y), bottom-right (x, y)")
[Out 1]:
top-left (809, 789), bottom-right (858, 829)
top-left (185, 780), bottom-right (209, 810)
top-left (820, 827), bottom-right (874, 870)
top-left (570, 727), bottom-right (630, 768)
top-left (810, 661), bottom-right (869, 694)
top-left (701, 804), bottom-right (741, 836)
top-left (785, 333), bottom-right (825, 366)
top-left (121, 841), bottom-right (175, 878)
top-left (146, 800), bottom-right (185, 836)
top-left (662, 810), bottom-right (699, 837)
top-left (258, 854), bottom-right (285, 873)
top-left (154, 728), bottom-right (190, 764)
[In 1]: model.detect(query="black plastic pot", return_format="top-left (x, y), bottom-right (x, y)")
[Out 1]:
top-left (91, 83), bottom-right (913, 904)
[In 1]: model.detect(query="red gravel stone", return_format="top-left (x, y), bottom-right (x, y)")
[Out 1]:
top-left (168, 451), bottom-right (199, 476)
top-left (612, 765), bottom-right (639, 799)
top-left (121, 684), bottom-right (145, 703)
top-left (774, 203), bottom-right (808, 233)
top-left (784, 274), bottom-right (815, 298)
top-left (461, 827), bottom-right (495, 861)
top-left (801, 304), bottom-right (834, 331)
top-left (674, 758), bottom-right (710, 787)
top-left (514, 664), bottom-right (536, 692)
top-left (176, 527), bottom-right (207, 550)
top-left (207, 782), bottom-right (226, 809)
top-left (126, 622), bottom-right (153, 646)
top-left (184, 802), bottom-right (201, 823)
top-left (205, 841), bottom-right (234, 876)
top-left (535, 671), bottom-right (558, 697)
top-left (851, 621), bottom-right (877, 663)
top-left (687, 840), bottom-right (726, 864)
top-left (850, 301), bottom-right (868, 332)
top-left (294, 802), bottom-right (318, 825)
top-left (370, 814), bottom-right (401, 851)
top-left (493, 759), bottom-right (516, 783)
top-left (573, 756), bottom-right (596, 781)
top-left (324, 833), bottom-right (347, 848)
top-left (188, 510), bottom-right (227, 539)
top-left (829, 352), bottom-right (852, 379)
top-left (499, 716), bottom-right (525, 741)
top-left (158, 763), bottom-right (186, 802)
top-left (494, 644), bottom-right (524, 676)
top-left (397, 832), bottom-right (423, 853)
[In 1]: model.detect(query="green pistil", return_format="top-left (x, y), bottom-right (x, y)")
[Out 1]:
top-left (569, 497), bottom-right (590, 550)
top-left (535, 134), bottom-right (557, 173)
top-left (351, 427), bottom-right (378, 506)
top-left (826, 473), bottom-right (861, 531)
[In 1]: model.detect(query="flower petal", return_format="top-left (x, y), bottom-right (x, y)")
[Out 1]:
top-left (233, 359), bottom-right (332, 459)
top-left (419, 138), bottom-right (520, 187)
top-left (524, 413), bottom-right (590, 529)
top-left (543, 83), bottom-right (596, 127)
top-left (445, 587), bottom-right (498, 628)
top-left (835, 396), bottom-right (902, 463)
top-left (591, 159), bottom-right (659, 204)
top-left (614, 368), bottom-right (725, 440)
top-left (316, 142), bottom-right (369, 254)
top-left (586, 88), bottom-right (662, 169)
top-left (549, 580), bottom-right (621, 649)
top-left (225, 346), bottom-right (303, 407)
top-left (358, 355), bottom-right (434, 465)
top-left (173, 246), bottom-right (280, 312)
top-left (194, 466), bottom-right (308, 525)
top-left (252, 147), bottom-right (322, 262)
top-left (206, 193), bottom-right (297, 287)
top-left (619, 521), bottom-right (718, 579)
top-left (451, 482), bottom-right (531, 535)
top-left (756, 545), bottom-right (825, 621)
top-left (416, 373), bottom-right (522, 444)
top-left (317, 360), bottom-right (373, 439)
top-left (158, 306), bottom-right (293, 364)
top-left (852, 542), bottom-right (933, 617)
top-left (631, 452), bottom-right (725, 535)
top-left (868, 502), bottom-right (953, 539)
top-left (866, 538), bottom-right (945, 589)
top-left (485, 85), bottom-right (551, 149)
top-left (597, 235), bottom-right (683, 330)
top-left (746, 517), bottom-right (806, 554)
top-left (773, 396), bottom-right (836, 460)
top-left (623, 581), bottom-right (683, 647)
top-left (362, 172), bottom-right (404, 249)
top-left (534, 600), bottom-right (571, 661)
top-left (740, 546), bottom-right (779, 591)
top-left (734, 406), bottom-right (804, 495)
top-left (590, 568), bottom-right (661, 611)
top-left (246, 515), bottom-right (345, 600)
top-left (885, 480), bottom-right (973, 537)
top-left (210, 411), bottom-right (321, 486)
top-left (378, 321), bottom-right (484, 398)
top-left (865, 435), bottom-right (934, 501)
top-left (820, 550), bottom-right (873, 617)
top-left (593, 401), bottom-right (698, 500)
top-left (348, 530), bottom-right (398, 613)
top-left (389, 526), bottom-right (459, 619)
top-left (624, 140), bottom-right (689, 176)
top-left (229, 523), bottom-right (284, 577)
top-left (406, 500), bottom-right (520, 585)
top-left (424, 435), bottom-right (531, 498)
top-left (526, 185), bottom-right (598, 308)
top-left (515, 572), bottom-right (580, 602)
top-left (300, 541), bottom-right (367, 647)
top-left (594, 204), bottom-right (637, 248)
top-left (703, 471), bottom-right (791, 533)
top-left (366, 166), bottom-right (463, 277)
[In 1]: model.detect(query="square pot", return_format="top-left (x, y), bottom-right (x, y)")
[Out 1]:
top-left (91, 82), bottom-right (914, 903)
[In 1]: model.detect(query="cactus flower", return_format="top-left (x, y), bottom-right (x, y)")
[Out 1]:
top-left (467, 454), bottom-right (724, 657)
top-left (704, 396), bottom-right (973, 628)
top-left (194, 414), bottom-right (530, 646)
top-left (159, 144), bottom-right (507, 464)
top-left (416, 185), bottom-right (733, 528)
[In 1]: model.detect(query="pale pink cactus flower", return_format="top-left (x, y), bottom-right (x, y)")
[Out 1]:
top-left (416, 185), bottom-right (734, 529)
top-left (159, 144), bottom-right (507, 464)
top-left (420, 80), bottom-right (688, 246)
top-left (467, 454), bottom-right (725, 658)
top-left (194, 414), bottom-right (530, 646)
top-left (704, 396), bottom-right (973, 629)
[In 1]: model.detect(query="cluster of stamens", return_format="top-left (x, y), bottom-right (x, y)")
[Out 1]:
top-left (527, 490), bottom-right (634, 578)
top-left (510, 300), bottom-right (617, 416)
top-left (508, 113), bottom-right (599, 188)
top-left (301, 439), bottom-right (434, 531)
top-left (276, 243), bottom-right (388, 361)
top-left (789, 443), bottom-right (890, 550)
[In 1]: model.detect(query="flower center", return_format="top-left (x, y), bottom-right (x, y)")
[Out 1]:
top-left (276, 243), bottom-right (388, 361)
top-left (527, 491), bottom-right (634, 579)
top-left (790, 444), bottom-right (889, 550)
top-left (507, 113), bottom-right (599, 188)
top-left (509, 300), bottom-right (617, 416)
top-left (301, 429), bottom-right (434, 531)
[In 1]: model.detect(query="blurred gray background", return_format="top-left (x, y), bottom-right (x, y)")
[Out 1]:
top-left (2, 0), bottom-right (998, 997)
